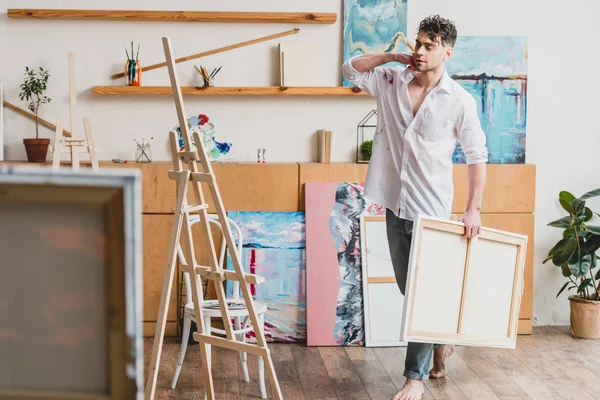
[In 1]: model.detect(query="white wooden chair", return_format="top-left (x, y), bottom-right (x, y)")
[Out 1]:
top-left (170, 214), bottom-right (268, 399)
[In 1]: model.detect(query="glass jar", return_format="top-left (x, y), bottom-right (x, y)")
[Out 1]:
top-left (135, 142), bottom-right (152, 163)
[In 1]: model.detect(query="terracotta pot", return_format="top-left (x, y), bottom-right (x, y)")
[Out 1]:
top-left (23, 138), bottom-right (50, 163)
top-left (569, 295), bottom-right (600, 339)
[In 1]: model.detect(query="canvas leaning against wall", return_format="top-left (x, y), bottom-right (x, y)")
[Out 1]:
top-left (305, 182), bottom-right (385, 346)
top-left (225, 211), bottom-right (306, 344)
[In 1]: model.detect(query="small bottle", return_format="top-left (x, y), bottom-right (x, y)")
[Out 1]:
top-left (261, 149), bottom-right (266, 163)
top-left (257, 149), bottom-right (262, 163)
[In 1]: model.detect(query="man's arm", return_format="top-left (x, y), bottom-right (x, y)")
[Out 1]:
top-left (341, 52), bottom-right (414, 96)
top-left (462, 163), bottom-right (486, 238)
top-left (349, 53), bottom-right (413, 72)
top-left (456, 96), bottom-right (488, 238)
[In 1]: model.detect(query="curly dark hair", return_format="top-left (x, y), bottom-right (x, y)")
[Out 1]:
top-left (418, 15), bottom-right (457, 47)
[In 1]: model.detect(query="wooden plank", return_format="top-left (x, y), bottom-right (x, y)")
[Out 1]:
top-left (299, 164), bottom-right (535, 213)
top-left (142, 322), bottom-right (178, 337)
top-left (3, 100), bottom-right (72, 137)
top-left (345, 347), bottom-right (404, 400)
top-left (290, 345), bottom-right (337, 400)
top-left (207, 162), bottom-right (299, 213)
top-left (142, 215), bottom-right (179, 323)
top-left (91, 86), bottom-right (368, 96)
top-left (103, 162), bottom-right (299, 213)
top-left (270, 344), bottom-right (305, 400)
top-left (452, 164), bottom-right (536, 213)
top-left (371, 347), bottom-right (436, 400)
top-left (318, 347), bottom-right (370, 399)
top-left (298, 162), bottom-right (369, 210)
top-left (443, 352), bottom-right (501, 399)
top-left (454, 346), bottom-right (529, 398)
top-left (518, 319), bottom-right (533, 335)
top-left (7, 9), bottom-right (338, 24)
top-left (210, 347), bottom-right (241, 399)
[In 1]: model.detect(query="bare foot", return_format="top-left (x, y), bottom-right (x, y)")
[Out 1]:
top-left (392, 378), bottom-right (424, 400)
top-left (429, 344), bottom-right (455, 379)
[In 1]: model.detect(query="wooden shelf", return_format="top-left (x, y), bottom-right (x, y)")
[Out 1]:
top-left (7, 9), bottom-right (337, 24)
top-left (91, 86), bottom-right (368, 96)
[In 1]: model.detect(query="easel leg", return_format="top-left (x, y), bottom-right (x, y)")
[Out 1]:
top-left (51, 119), bottom-right (62, 170)
top-left (145, 174), bottom-right (189, 400)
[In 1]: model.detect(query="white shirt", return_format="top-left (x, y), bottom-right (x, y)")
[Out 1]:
top-left (342, 57), bottom-right (488, 221)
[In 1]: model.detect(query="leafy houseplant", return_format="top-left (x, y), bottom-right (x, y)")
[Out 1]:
top-left (359, 140), bottom-right (373, 162)
top-left (19, 66), bottom-right (52, 162)
top-left (544, 188), bottom-right (600, 339)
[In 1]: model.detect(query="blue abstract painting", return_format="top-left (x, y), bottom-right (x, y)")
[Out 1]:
top-left (447, 36), bottom-right (528, 164)
top-left (225, 212), bottom-right (306, 343)
top-left (343, 0), bottom-right (408, 87)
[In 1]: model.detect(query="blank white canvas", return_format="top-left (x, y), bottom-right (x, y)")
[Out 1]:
top-left (362, 218), bottom-right (394, 277)
top-left (361, 216), bottom-right (406, 347)
top-left (366, 283), bottom-right (405, 344)
top-left (279, 43), bottom-right (320, 87)
top-left (410, 229), bottom-right (467, 334)
top-left (402, 215), bottom-right (527, 349)
top-left (461, 239), bottom-right (518, 336)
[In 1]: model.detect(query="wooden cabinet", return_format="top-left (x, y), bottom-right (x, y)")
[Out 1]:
top-left (142, 215), bottom-right (179, 337)
top-left (1, 161), bottom-right (535, 335)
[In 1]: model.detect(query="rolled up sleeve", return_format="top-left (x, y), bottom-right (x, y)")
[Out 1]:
top-left (457, 96), bottom-right (488, 165)
top-left (342, 56), bottom-right (394, 98)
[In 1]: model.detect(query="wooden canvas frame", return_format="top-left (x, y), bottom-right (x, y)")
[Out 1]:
top-left (401, 215), bottom-right (527, 349)
top-left (360, 215), bottom-right (407, 347)
top-left (0, 166), bottom-right (143, 399)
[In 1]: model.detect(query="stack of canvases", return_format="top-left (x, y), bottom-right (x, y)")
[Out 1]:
top-left (224, 182), bottom-right (394, 347)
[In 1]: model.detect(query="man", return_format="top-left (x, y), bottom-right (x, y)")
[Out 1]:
top-left (342, 15), bottom-right (487, 400)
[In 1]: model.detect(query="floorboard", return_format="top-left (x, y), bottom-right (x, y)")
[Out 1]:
top-left (146, 327), bottom-right (600, 399)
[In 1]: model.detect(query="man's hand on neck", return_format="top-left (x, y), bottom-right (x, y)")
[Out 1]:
top-left (350, 52), bottom-right (415, 73)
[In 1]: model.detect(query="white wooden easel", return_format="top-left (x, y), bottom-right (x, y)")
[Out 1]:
top-left (144, 36), bottom-right (283, 400)
top-left (51, 52), bottom-right (99, 170)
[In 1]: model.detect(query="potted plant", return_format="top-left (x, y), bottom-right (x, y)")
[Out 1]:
top-left (19, 66), bottom-right (52, 162)
top-left (544, 188), bottom-right (600, 339)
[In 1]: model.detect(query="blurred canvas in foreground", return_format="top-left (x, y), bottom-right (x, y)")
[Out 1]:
top-left (0, 166), bottom-right (143, 399)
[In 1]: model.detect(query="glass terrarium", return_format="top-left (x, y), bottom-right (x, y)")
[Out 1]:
top-left (356, 109), bottom-right (377, 163)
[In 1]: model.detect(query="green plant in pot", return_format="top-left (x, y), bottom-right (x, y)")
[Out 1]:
top-left (360, 140), bottom-right (373, 162)
top-left (19, 66), bottom-right (52, 162)
top-left (544, 188), bottom-right (600, 339)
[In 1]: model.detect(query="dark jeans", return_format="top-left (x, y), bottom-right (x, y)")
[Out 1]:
top-left (385, 208), bottom-right (440, 381)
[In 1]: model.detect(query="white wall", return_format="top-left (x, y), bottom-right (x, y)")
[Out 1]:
top-left (2, 0), bottom-right (600, 326)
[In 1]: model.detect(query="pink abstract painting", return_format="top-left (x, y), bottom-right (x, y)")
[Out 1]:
top-left (306, 182), bottom-right (385, 346)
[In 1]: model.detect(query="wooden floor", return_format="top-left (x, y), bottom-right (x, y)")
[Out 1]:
top-left (146, 326), bottom-right (600, 400)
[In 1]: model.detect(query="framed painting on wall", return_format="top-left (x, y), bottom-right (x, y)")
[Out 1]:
top-left (401, 215), bottom-right (527, 349)
top-left (0, 166), bottom-right (143, 399)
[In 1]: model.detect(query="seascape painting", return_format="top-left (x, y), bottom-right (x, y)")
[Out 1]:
top-left (225, 211), bottom-right (306, 343)
top-left (343, 0), bottom-right (409, 87)
top-left (448, 36), bottom-right (528, 164)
